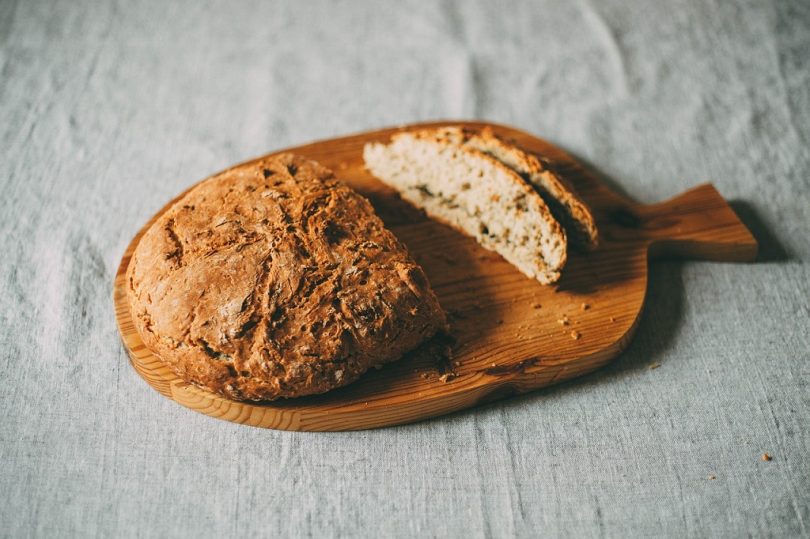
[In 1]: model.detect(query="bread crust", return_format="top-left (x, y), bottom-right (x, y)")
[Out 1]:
top-left (126, 153), bottom-right (446, 401)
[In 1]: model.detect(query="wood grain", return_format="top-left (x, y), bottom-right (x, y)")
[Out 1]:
top-left (113, 121), bottom-right (757, 431)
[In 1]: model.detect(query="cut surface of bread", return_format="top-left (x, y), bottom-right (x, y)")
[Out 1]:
top-left (364, 130), bottom-right (567, 284)
top-left (427, 127), bottom-right (599, 249)
top-left (127, 153), bottom-right (447, 401)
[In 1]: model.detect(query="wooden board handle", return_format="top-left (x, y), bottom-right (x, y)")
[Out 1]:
top-left (614, 183), bottom-right (758, 262)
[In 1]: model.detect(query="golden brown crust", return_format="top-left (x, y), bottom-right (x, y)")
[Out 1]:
top-left (126, 153), bottom-right (446, 401)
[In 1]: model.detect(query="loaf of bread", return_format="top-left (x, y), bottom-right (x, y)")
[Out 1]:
top-left (434, 127), bottom-right (598, 249)
top-left (363, 128), bottom-right (568, 284)
top-left (126, 153), bottom-right (447, 401)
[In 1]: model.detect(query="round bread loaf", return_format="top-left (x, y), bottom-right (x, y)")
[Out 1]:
top-left (126, 153), bottom-right (446, 401)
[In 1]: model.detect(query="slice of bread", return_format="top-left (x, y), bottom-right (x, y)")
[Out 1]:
top-left (431, 127), bottom-right (599, 249)
top-left (364, 129), bottom-right (567, 284)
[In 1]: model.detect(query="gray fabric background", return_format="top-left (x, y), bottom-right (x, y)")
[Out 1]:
top-left (1, 0), bottom-right (809, 537)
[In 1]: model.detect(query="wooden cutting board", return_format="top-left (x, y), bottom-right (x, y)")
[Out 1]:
top-left (113, 121), bottom-right (757, 431)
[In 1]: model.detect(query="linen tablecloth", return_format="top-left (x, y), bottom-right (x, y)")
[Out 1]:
top-left (2, 1), bottom-right (808, 536)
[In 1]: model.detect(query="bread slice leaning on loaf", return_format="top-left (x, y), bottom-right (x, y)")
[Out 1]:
top-left (364, 130), bottom-right (567, 284)
top-left (426, 127), bottom-right (599, 249)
